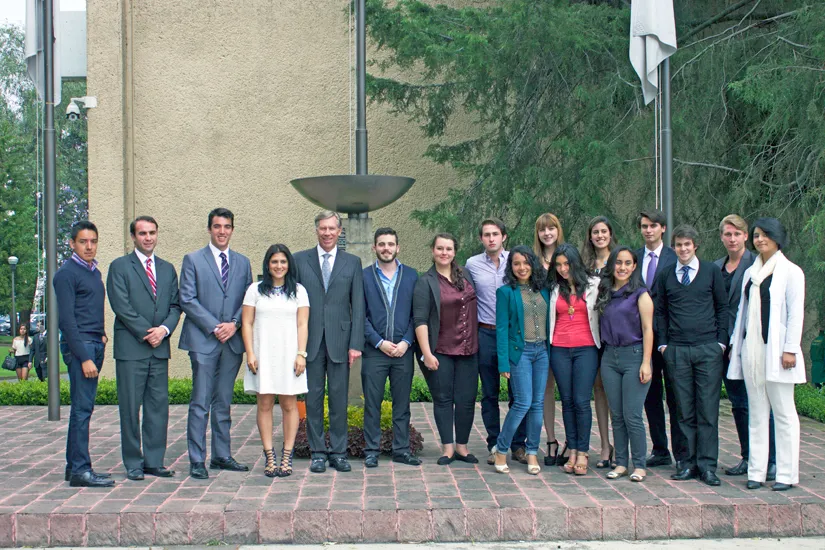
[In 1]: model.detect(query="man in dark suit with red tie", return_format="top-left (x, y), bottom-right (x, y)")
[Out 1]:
top-left (108, 216), bottom-right (182, 480)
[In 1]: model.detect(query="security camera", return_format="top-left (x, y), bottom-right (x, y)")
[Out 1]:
top-left (65, 96), bottom-right (98, 121)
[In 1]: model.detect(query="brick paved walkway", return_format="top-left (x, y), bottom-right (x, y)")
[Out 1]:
top-left (1, 402), bottom-right (825, 546)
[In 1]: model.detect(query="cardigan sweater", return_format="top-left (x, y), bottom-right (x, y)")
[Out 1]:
top-left (363, 263), bottom-right (418, 349)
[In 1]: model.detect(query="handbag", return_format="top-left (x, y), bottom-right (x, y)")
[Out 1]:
top-left (2, 355), bottom-right (16, 371)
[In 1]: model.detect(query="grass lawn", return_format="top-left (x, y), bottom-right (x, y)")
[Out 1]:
top-left (0, 335), bottom-right (67, 379)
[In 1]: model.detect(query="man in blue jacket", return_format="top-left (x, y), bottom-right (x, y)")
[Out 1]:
top-left (362, 227), bottom-right (421, 467)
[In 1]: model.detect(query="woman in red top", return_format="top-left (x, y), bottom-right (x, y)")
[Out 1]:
top-left (548, 244), bottom-right (601, 476)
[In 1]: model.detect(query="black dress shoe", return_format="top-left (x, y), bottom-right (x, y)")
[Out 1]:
top-left (70, 471), bottom-right (115, 488)
top-left (210, 456), bottom-right (249, 471)
top-left (747, 480), bottom-right (763, 490)
top-left (392, 452), bottom-right (422, 466)
top-left (190, 462), bottom-right (209, 479)
top-left (766, 463), bottom-right (777, 481)
top-left (671, 467), bottom-right (698, 481)
top-left (310, 457), bottom-right (327, 473)
top-left (364, 455), bottom-right (379, 468)
top-left (65, 468), bottom-right (111, 481)
top-left (772, 482), bottom-right (793, 491)
top-left (329, 456), bottom-right (352, 472)
top-left (144, 466), bottom-right (175, 477)
top-left (725, 458), bottom-right (748, 476)
top-left (126, 469), bottom-right (145, 481)
top-left (700, 471), bottom-right (721, 486)
top-left (646, 453), bottom-right (673, 467)
top-left (454, 452), bottom-right (479, 464)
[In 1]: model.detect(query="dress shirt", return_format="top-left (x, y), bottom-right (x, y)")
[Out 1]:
top-left (373, 259), bottom-right (410, 348)
top-left (71, 252), bottom-right (99, 271)
top-left (434, 274), bottom-right (479, 355)
top-left (641, 242), bottom-right (664, 285)
top-left (134, 249), bottom-right (170, 336)
top-left (316, 244), bottom-right (338, 272)
top-left (208, 242), bottom-right (230, 273)
top-left (464, 250), bottom-right (509, 325)
top-left (675, 255), bottom-right (700, 280)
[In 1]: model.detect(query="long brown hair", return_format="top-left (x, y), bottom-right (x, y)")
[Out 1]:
top-left (533, 213), bottom-right (565, 263)
top-left (431, 233), bottom-right (465, 290)
top-left (581, 216), bottom-right (617, 270)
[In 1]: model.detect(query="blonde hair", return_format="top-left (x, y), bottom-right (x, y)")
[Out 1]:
top-left (719, 214), bottom-right (747, 234)
top-left (533, 213), bottom-right (565, 260)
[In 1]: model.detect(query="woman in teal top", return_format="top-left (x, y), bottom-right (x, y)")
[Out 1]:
top-left (492, 246), bottom-right (550, 475)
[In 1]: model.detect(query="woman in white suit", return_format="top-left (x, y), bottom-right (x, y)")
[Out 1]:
top-left (728, 218), bottom-right (805, 491)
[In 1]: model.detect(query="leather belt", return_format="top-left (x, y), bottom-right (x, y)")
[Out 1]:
top-left (479, 323), bottom-right (496, 330)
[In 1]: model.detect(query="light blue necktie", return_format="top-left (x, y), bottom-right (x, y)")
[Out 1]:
top-left (680, 265), bottom-right (691, 285)
top-left (322, 253), bottom-right (331, 291)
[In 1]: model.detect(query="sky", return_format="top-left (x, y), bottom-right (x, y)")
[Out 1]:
top-left (0, 0), bottom-right (86, 27)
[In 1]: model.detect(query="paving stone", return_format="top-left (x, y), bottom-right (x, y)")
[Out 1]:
top-left (736, 503), bottom-right (770, 537)
top-left (49, 513), bottom-right (85, 546)
top-left (433, 508), bottom-right (465, 541)
top-left (85, 513), bottom-right (119, 546)
top-left (602, 506), bottom-right (635, 541)
top-left (502, 507), bottom-right (534, 541)
top-left (0, 514), bottom-right (12, 547)
top-left (771, 503), bottom-right (802, 537)
top-left (535, 507), bottom-right (568, 540)
top-left (398, 509), bottom-right (432, 542)
top-left (259, 510), bottom-right (292, 543)
top-left (120, 512), bottom-right (155, 546)
top-left (669, 504), bottom-right (701, 538)
top-left (363, 509), bottom-right (397, 542)
top-left (802, 502), bottom-right (825, 536)
top-left (16, 513), bottom-right (50, 546)
top-left (154, 512), bottom-right (190, 545)
top-left (702, 504), bottom-right (735, 538)
top-left (636, 505), bottom-right (668, 540)
top-left (569, 506), bottom-right (601, 540)
top-left (466, 507), bottom-right (500, 541)
top-left (329, 509), bottom-right (362, 542)
top-left (223, 510), bottom-right (258, 544)
top-left (293, 509), bottom-right (329, 543)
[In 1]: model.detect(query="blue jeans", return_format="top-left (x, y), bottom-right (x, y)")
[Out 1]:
top-left (479, 327), bottom-right (526, 451)
top-left (550, 345), bottom-right (600, 452)
top-left (62, 340), bottom-right (105, 475)
top-left (496, 342), bottom-right (549, 455)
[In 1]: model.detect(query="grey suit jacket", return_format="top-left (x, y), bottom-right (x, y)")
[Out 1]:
top-left (714, 249), bottom-right (756, 335)
top-left (107, 252), bottom-right (182, 361)
top-left (294, 247), bottom-right (365, 364)
top-left (178, 246), bottom-right (252, 355)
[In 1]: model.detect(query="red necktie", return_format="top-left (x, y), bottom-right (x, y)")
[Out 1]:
top-left (146, 258), bottom-right (157, 296)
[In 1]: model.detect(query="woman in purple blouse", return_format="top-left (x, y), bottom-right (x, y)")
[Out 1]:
top-left (595, 246), bottom-right (654, 482)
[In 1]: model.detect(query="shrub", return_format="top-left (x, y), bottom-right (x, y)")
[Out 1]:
top-left (292, 418), bottom-right (424, 459)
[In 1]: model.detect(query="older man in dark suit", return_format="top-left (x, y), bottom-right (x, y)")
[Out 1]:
top-left (294, 210), bottom-right (365, 473)
top-left (714, 214), bottom-right (776, 479)
top-left (636, 209), bottom-right (688, 469)
top-left (108, 216), bottom-right (182, 480)
top-left (179, 208), bottom-right (253, 479)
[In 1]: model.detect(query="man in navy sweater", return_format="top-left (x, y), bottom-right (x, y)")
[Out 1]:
top-left (362, 227), bottom-right (421, 467)
top-left (54, 221), bottom-right (114, 487)
top-left (655, 225), bottom-right (728, 487)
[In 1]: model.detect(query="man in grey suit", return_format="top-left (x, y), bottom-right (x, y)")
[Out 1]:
top-left (714, 214), bottom-right (775, 478)
top-left (294, 210), bottom-right (365, 473)
top-left (108, 216), bottom-right (182, 480)
top-left (179, 208), bottom-right (253, 479)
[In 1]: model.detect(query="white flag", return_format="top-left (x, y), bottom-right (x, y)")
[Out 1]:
top-left (25, 0), bottom-right (62, 106)
top-left (629, 0), bottom-right (676, 105)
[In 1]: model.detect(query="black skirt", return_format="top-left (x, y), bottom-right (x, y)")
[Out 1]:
top-left (15, 354), bottom-right (30, 369)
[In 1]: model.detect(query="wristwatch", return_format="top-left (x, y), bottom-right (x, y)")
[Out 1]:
top-left (297, 351), bottom-right (308, 358)
top-left (232, 318), bottom-right (241, 329)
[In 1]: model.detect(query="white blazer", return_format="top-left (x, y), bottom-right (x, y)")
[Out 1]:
top-left (548, 276), bottom-right (601, 348)
top-left (727, 255), bottom-right (806, 384)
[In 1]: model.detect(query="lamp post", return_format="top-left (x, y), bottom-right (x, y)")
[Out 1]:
top-left (7, 256), bottom-right (18, 337)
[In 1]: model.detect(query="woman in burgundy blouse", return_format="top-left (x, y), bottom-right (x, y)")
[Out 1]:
top-left (413, 233), bottom-right (479, 465)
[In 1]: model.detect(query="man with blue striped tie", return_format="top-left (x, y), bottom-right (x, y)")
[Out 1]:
top-left (179, 208), bottom-right (253, 479)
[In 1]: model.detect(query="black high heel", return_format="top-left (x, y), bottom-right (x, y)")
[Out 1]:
top-left (263, 448), bottom-right (277, 478)
top-left (544, 439), bottom-right (560, 466)
top-left (596, 445), bottom-right (614, 469)
top-left (277, 446), bottom-right (294, 477)
top-left (555, 441), bottom-right (570, 467)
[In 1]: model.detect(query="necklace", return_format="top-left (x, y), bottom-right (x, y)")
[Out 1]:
top-left (273, 285), bottom-right (285, 297)
top-left (567, 294), bottom-right (575, 320)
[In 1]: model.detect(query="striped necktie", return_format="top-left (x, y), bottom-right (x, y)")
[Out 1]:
top-left (145, 258), bottom-right (157, 296)
top-left (220, 252), bottom-right (229, 289)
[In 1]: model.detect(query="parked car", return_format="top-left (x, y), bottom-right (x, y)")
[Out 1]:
top-left (29, 313), bottom-right (46, 333)
top-left (0, 319), bottom-right (9, 336)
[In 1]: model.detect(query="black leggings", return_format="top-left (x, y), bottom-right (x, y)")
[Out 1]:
top-left (421, 353), bottom-right (478, 445)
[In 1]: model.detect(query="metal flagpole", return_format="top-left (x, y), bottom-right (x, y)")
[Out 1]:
top-left (660, 58), bottom-right (673, 247)
top-left (43, 0), bottom-right (60, 421)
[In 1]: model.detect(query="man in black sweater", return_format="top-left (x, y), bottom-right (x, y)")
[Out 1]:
top-left (655, 225), bottom-right (728, 487)
top-left (54, 221), bottom-right (114, 488)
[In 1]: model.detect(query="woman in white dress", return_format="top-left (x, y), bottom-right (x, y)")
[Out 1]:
top-left (241, 244), bottom-right (309, 478)
top-left (728, 218), bottom-right (805, 491)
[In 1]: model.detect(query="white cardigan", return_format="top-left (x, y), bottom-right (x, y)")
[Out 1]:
top-left (548, 276), bottom-right (601, 348)
top-left (727, 255), bottom-right (806, 384)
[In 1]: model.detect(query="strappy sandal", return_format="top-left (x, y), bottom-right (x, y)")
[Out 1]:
top-left (606, 467), bottom-right (628, 480)
top-left (630, 469), bottom-right (646, 482)
top-left (492, 449), bottom-right (509, 474)
top-left (278, 446), bottom-right (294, 477)
top-left (263, 448), bottom-right (277, 478)
top-left (574, 453), bottom-right (589, 476)
top-left (555, 441), bottom-right (570, 467)
top-left (596, 445), bottom-right (614, 469)
top-left (562, 453), bottom-right (576, 474)
top-left (544, 439), bottom-right (560, 467)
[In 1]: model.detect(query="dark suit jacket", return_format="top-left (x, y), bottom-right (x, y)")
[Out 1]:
top-left (107, 252), bottom-right (182, 361)
top-left (714, 249), bottom-right (755, 335)
top-left (495, 285), bottom-right (550, 372)
top-left (412, 266), bottom-right (476, 358)
top-left (637, 245), bottom-right (678, 297)
top-left (294, 247), bottom-right (365, 364)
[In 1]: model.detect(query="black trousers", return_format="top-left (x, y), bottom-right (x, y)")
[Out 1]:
top-left (116, 357), bottom-right (169, 471)
top-left (644, 344), bottom-right (688, 462)
top-left (362, 348), bottom-right (414, 456)
top-left (306, 336), bottom-right (350, 459)
top-left (665, 343), bottom-right (724, 473)
top-left (420, 352), bottom-right (478, 445)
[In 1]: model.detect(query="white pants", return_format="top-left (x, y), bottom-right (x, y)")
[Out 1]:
top-left (743, 372), bottom-right (800, 484)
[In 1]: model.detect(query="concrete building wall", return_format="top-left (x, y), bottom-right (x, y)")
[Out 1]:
top-left (86, 0), bottom-right (471, 377)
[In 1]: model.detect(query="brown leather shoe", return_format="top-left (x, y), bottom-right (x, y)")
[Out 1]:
top-left (512, 447), bottom-right (528, 464)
